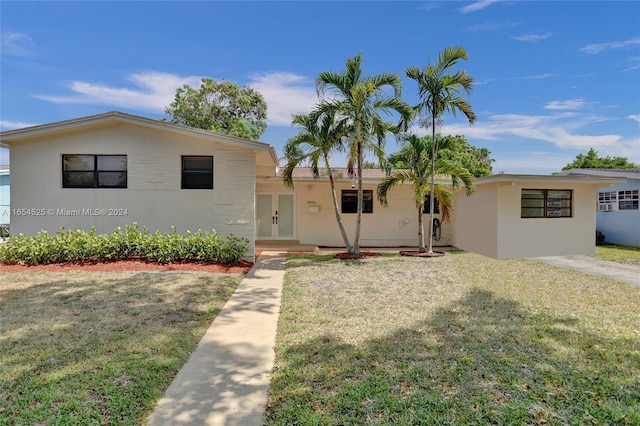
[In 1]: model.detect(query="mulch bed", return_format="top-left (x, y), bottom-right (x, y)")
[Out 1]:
top-left (0, 259), bottom-right (254, 274)
top-left (334, 252), bottom-right (382, 260)
top-left (399, 250), bottom-right (446, 258)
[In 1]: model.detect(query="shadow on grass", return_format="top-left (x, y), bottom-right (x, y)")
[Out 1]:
top-left (266, 288), bottom-right (639, 425)
top-left (0, 272), bottom-right (241, 424)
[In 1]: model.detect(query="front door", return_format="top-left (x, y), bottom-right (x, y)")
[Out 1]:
top-left (257, 193), bottom-right (295, 239)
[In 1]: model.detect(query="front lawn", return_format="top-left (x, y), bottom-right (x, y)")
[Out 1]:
top-left (0, 270), bottom-right (242, 424)
top-left (596, 243), bottom-right (640, 266)
top-left (266, 252), bottom-right (640, 425)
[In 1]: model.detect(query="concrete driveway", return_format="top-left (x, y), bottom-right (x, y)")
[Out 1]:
top-left (531, 255), bottom-right (640, 286)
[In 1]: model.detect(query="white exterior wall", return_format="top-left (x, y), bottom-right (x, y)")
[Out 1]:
top-left (257, 179), bottom-right (452, 247)
top-left (452, 180), bottom-right (600, 259)
top-left (10, 122), bottom-right (257, 259)
top-left (0, 172), bottom-right (9, 225)
top-left (596, 178), bottom-right (640, 247)
top-left (451, 183), bottom-right (499, 258)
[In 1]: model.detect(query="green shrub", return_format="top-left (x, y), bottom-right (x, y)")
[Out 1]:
top-left (0, 223), bottom-right (249, 266)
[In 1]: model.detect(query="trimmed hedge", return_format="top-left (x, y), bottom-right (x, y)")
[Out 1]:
top-left (0, 223), bottom-right (249, 266)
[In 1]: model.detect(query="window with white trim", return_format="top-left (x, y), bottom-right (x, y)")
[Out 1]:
top-left (598, 189), bottom-right (638, 211)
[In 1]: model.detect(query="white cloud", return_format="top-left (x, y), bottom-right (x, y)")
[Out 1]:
top-left (35, 70), bottom-right (320, 126)
top-left (521, 73), bottom-right (555, 80)
top-left (466, 20), bottom-right (519, 32)
top-left (579, 37), bottom-right (640, 54)
top-left (628, 114), bottom-right (640, 123)
top-left (459, 0), bottom-right (502, 14)
top-left (511, 32), bottom-right (554, 42)
top-left (0, 120), bottom-right (39, 130)
top-left (35, 72), bottom-right (203, 112)
top-left (544, 99), bottom-right (587, 110)
top-left (439, 113), bottom-right (622, 151)
top-left (247, 72), bottom-right (318, 126)
top-left (1, 31), bottom-right (35, 57)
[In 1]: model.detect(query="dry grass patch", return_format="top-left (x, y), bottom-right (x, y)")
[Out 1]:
top-left (1, 270), bottom-right (242, 424)
top-left (266, 252), bottom-right (640, 425)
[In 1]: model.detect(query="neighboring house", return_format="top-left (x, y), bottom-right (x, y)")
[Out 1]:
top-left (0, 166), bottom-right (9, 226)
top-left (0, 111), bottom-right (624, 260)
top-left (559, 169), bottom-right (639, 247)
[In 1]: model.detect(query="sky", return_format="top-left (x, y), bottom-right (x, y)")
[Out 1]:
top-left (1, 0), bottom-right (639, 174)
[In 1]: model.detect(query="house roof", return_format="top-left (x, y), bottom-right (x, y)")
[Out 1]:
top-left (270, 167), bottom-right (457, 184)
top-left (0, 111), bottom-right (279, 166)
top-left (476, 173), bottom-right (626, 186)
top-left (557, 168), bottom-right (640, 180)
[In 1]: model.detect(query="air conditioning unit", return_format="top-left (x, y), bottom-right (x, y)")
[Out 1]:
top-left (598, 203), bottom-right (617, 212)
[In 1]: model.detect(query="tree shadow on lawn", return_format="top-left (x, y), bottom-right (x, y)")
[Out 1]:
top-left (266, 289), bottom-right (639, 425)
top-left (0, 272), bottom-right (240, 424)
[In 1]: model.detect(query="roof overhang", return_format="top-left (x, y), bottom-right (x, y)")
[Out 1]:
top-left (477, 173), bottom-right (626, 186)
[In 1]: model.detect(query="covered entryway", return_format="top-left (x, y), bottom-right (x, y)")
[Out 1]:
top-left (256, 193), bottom-right (295, 240)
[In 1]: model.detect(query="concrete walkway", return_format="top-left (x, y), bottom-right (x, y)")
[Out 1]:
top-left (147, 251), bottom-right (286, 426)
top-left (531, 255), bottom-right (640, 286)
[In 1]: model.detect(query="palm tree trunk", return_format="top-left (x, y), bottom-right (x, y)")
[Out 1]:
top-left (353, 139), bottom-right (363, 255)
top-left (418, 205), bottom-right (425, 252)
top-left (428, 107), bottom-right (436, 255)
top-left (326, 157), bottom-right (353, 253)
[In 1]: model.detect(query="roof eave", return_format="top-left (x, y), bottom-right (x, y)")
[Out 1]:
top-left (0, 111), bottom-right (275, 153)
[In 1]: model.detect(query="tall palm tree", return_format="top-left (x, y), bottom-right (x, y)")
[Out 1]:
top-left (282, 111), bottom-right (353, 252)
top-left (377, 135), bottom-right (475, 251)
top-left (316, 53), bottom-right (413, 255)
top-left (406, 46), bottom-right (476, 254)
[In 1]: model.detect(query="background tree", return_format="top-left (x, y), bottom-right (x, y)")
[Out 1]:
top-left (165, 78), bottom-right (267, 140)
top-left (406, 46), bottom-right (476, 254)
top-left (387, 134), bottom-right (492, 177)
top-left (316, 53), bottom-right (413, 255)
top-left (378, 135), bottom-right (475, 251)
top-left (562, 148), bottom-right (639, 170)
top-left (282, 111), bottom-right (353, 252)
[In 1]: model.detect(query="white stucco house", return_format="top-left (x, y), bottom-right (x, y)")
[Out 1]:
top-left (559, 169), bottom-right (639, 247)
top-left (0, 111), bottom-right (624, 260)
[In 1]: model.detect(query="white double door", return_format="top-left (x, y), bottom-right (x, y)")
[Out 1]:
top-left (256, 193), bottom-right (295, 239)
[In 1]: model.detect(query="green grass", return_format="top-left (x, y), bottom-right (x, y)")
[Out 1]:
top-left (266, 252), bottom-right (640, 425)
top-left (596, 243), bottom-right (640, 266)
top-left (1, 271), bottom-right (243, 425)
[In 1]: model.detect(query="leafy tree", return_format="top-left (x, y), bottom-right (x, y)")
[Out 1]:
top-left (406, 46), bottom-right (476, 254)
top-left (388, 134), bottom-right (493, 177)
top-left (562, 148), bottom-right (638, 170)
top-left (378, 135), bottom-right (475, 251)
top-left (316, 54), bottom-right (413, 255)
top-left (282, 111), bottom-right (353, 252)
top-left (165, 78), bottom-right (267, 140)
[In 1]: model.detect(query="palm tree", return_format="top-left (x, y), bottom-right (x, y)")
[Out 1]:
top-left (316, 53), bottom-right (413, 255)
top-left (406, 46), bottom-right (476, 254)
top-left (282, 111), bottom-right (353, 252)
top-left (377, 135), bottom-right (475, 251)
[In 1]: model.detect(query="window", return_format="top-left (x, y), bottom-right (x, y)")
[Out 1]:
top-left (521, 189), bottom-right (572, 218)
top-left (618, 190), bottom-right (638, 210)
top-left (599, 189), bottom-right (639, 211)
top-left (62, 154), bottom-right (127, 188)
top-left (423, 195), bottom-right (440, 214)
top-left (342, 190), bottom-right (373, 213)
top-left (182, 156), bottom-right (213, 189)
